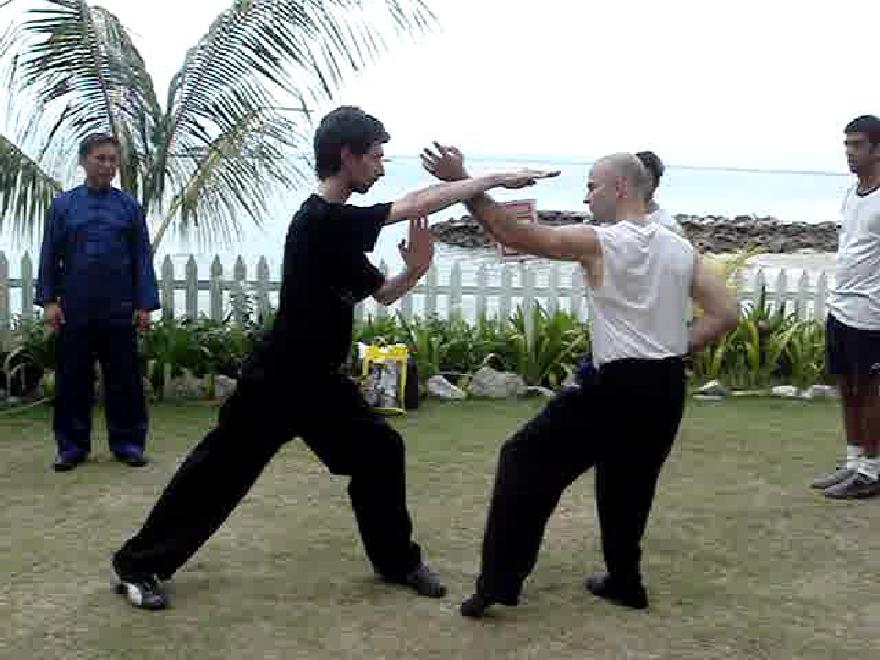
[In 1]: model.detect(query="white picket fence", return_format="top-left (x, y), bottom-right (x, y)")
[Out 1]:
top-left (0, 251), bottom-right (833, 335)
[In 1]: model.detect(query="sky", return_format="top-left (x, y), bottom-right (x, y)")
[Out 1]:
top-left (12, 0), bottom-right (873, 174)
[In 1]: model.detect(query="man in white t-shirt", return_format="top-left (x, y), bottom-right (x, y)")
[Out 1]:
top-left (636, 150), bottom-right (683, 235)
top-left (422, 146), bottom-right (737, 617)
top-left (812, 115), bottom-right (880, 499)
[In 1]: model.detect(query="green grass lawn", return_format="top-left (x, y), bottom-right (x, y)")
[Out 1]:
top-left (1, 398), bottom-right (877, 660)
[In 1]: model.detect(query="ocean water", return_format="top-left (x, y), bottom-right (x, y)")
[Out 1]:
top-left (193, 154), bottom-right (852, 278)
top-left (0, 155), bottom-right (852, 320)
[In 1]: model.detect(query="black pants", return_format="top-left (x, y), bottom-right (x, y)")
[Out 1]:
top-left (113, 369), bottom-right (422, 582)
top-left (54, 321), bottom-right (147, 460)
top-left (475, 357), bottom-right (686, 605)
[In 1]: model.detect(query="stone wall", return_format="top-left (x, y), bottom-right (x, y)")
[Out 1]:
top-left (430, 211), bottom-right (838, 254)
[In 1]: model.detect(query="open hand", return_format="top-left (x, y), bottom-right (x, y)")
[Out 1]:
top-left (421, 142), bottom-right (468, 182)
top-left (135, 309), bottom-right (152, 331)
top-left (398, 217), bottom-right (434, 274)
top-left (44, 302), bottom-right (64, 332)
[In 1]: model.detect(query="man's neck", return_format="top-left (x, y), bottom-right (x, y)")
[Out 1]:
top-left (84, 179), bottom-right (111, 192)
top-left (616, 200), bottom-right (648, 223)
top-left (856, 165), bottom-right (880, 193)
top-left (317, 177), bottom-right (352, 204)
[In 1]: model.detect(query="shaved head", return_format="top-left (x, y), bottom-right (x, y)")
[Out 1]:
top-left (594, 153), bottom-right (653, 201)
top-left (584, 153), bottom-right (652, 222)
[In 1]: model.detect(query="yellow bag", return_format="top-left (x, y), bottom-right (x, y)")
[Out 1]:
top-left (360, 344), bottom-right (409, 416)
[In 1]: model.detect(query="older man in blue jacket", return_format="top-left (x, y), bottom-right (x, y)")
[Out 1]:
top-left (36, 133), bottom-right (160, 472)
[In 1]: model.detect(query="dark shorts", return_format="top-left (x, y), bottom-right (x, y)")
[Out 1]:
top-left (826, 314), bottom-right (880, 375)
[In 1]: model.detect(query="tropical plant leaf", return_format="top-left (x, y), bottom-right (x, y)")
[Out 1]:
top-left (150, 0), bottom-right (435, 249)
top-left (0, 130), bottom-right (62, 240)
top-left (154, 108), bottom-right (310, 249)
top-left (1, 0), bottom-right (160, 230)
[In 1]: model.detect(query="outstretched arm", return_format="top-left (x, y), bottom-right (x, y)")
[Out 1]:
top-left (387, 166), bottom-right (558, 224)
top-left (688, 255), bottom-right (739, 352)
top-left (465, 193), bottom-right (600, 261)
top-left (421, 144), bottom-right (598, 262)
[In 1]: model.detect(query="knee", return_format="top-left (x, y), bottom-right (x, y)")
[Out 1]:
top-left (498, 437), bottom-right (517, 464)
top-left (376, 428), bottom-right (405, 464)
top-left (353, 426), bottom-right (405, 475)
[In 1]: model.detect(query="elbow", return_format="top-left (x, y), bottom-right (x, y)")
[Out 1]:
top-left (725, 300), bottom-right (740, 328)
top-left (497, 230), bottom-right (527, 253)
top-left (373, 288), bottom-right (395, 306)
top-left (720, 303), bottom-right (739, 333)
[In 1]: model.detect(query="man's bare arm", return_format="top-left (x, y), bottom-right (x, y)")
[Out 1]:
top-left (387, 170), bottom-right (558, 225)
top-left (373, 217), bottom-right (433, 305)
top-left (373, 267), bottom-right (426, 305)
top-left (466, 193), bottom-right (600, 262)
top-left (688, 255), bottom-right (739, 352)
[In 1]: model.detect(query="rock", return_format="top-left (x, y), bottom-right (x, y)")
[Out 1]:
top-left (801, 384), bottom-right (839, 400)
top-left (731, 389), bottom-right (769, 397)
top-left (468, 366), bottom-right (527, 399)
top-left (697, 380), bottom-right (729, 397)
top-left (771, 385), bottom-right (800, 398)
top-left (167, 369), bottom-right (207, 401)
top-left (427, 375), bottom-right (466, 400)
top-left (693, 394), bottom-right (725, 402)
top-left (214, 375), bottom-right (238, 402)
top-left (7, 396), bottom-right (21, 406)
top-left (525, 385), bottom-right (556, 399)
top-left (431, 210), bottom-right (840, 254)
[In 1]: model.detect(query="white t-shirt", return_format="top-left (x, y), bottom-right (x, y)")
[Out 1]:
top-left (587, 221), bottom-right (695, 367)
top-left (828, 185), bottom-right (880, 330)
top-left (646, 207), bottom-right (683, 235)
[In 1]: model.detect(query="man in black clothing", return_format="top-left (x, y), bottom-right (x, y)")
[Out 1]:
top-left (110, 106), bottom-right (557, 610)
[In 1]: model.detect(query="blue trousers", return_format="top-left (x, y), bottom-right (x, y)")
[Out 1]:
top-left (54, 321), bottom-right (147, 460)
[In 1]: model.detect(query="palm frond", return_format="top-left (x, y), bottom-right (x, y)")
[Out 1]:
top-left (148, 0), bottom-right (435, 251)
top-left (0, 131), bottom-right (63, 241)
top-left (153, 108), bottom-right (310, 250)
top-left (3, 0), bottom-right (161, 199)
top-left (167, 0), bottom-right (434, 139)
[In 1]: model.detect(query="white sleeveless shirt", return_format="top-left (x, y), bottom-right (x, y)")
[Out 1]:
top-left (587, 221), bottom-right (695, 367)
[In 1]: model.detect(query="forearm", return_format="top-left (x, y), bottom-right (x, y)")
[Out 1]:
top-left (35, 247), bottom-right (58, 306)
top-left (133, 217), bottom-right (160, 310)
top-left (374, 266), bottom-right (427, 305)
top-left (688, 314), bottom-right (734, 353)
top-left (35, 213), bottom-right (58, 306)
top-left (389, 175), bottom-right (503, 223)
top-left (465, 193), bottom-right (531, 249)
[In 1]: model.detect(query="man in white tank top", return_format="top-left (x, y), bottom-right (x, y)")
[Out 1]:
top-left (422, 147), bottom-right (737, 617)
top-left (812, 115), bottom-right (880, 499)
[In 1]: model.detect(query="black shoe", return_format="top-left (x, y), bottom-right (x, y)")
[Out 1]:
top-left (823, 471), bottom-right (880, 499)
top-left (585, 573), bottom-right (649, 610)
top-left (115, 453), bottom-right (149, 468)
top-left (810, 466), bottom-right (855, 490)
top-left (460, 592), bottom-right (494, 618)
top-left (52, 454), bottom-right (86, 472)
top-left (112, 568), bottom-right (168, 610)
top-left (387, 563), bottom-right (446, 598)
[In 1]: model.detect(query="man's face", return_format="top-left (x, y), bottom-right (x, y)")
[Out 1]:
top-left (584, 162), bottom-right (619, 222)
top-left (343, 142), bottom-right (386, 194)
top-left (81, 143), bottom-right (120, 188)
top-left (844, 132), bottom-right (880, 175)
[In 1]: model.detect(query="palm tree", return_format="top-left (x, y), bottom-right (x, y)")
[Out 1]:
top-left (0, 0), bottom-right (434, 250)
